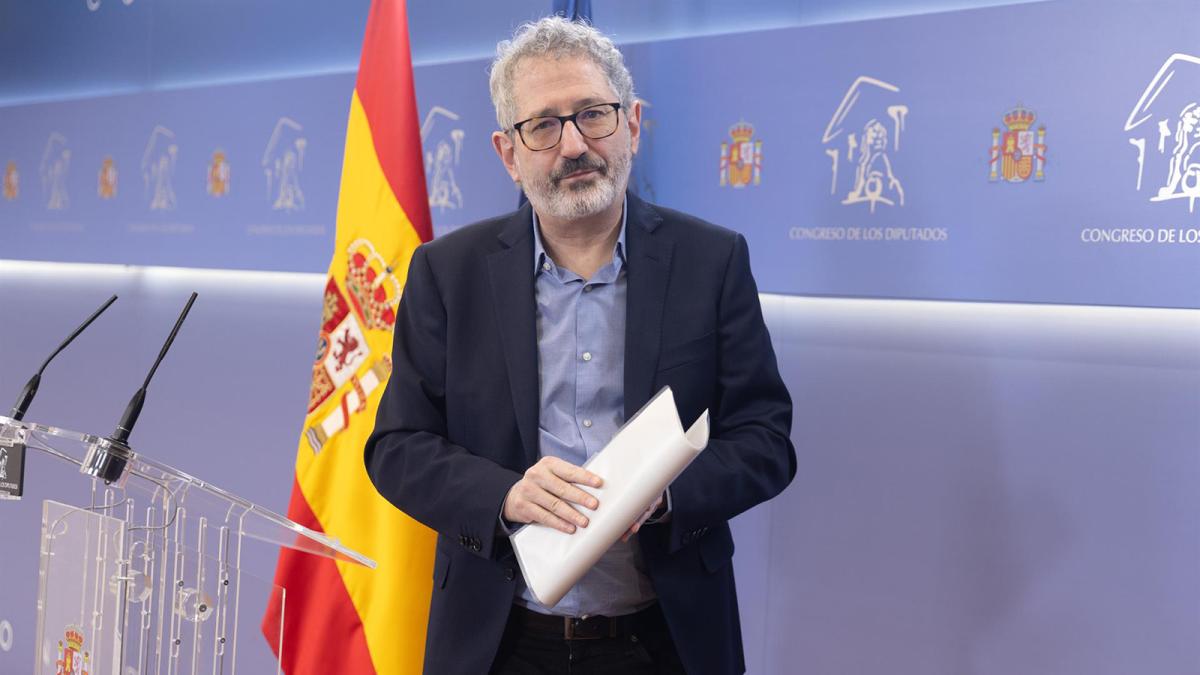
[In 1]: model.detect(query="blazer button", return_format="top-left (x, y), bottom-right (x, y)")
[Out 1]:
top-left (504, 568), bottom-right (515, 582)
top-left (472, 540), bottom-right (482, 552)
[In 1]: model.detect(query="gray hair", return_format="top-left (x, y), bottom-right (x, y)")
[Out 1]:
top-left (489, 16), bottom-right (635, 131)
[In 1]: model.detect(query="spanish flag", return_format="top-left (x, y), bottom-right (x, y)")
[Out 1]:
top-left (263, 0), bottom-right (435, 672)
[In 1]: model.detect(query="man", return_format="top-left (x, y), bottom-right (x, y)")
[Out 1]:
top-left (366, 17), bottom-right (794, 675)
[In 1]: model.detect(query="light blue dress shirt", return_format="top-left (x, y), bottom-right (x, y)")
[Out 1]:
top-left (514, 199), bottom-right (658, 617)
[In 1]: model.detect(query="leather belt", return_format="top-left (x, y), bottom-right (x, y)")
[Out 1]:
top-left (511, 604), bottom-right (646, 640)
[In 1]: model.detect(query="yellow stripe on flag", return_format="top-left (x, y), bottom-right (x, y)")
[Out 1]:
top-left (294, 90), bottom-right (434, 673)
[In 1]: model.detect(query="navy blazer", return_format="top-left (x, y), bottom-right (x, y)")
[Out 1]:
top-left (366, 192), bottom-right (795, 675)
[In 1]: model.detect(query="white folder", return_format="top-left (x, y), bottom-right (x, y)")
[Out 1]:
top-left (511, 386), bottom-right (709, 609)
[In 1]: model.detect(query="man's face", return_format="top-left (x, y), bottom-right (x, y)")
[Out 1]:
top-left (493, 56), bottom-right (641, 221)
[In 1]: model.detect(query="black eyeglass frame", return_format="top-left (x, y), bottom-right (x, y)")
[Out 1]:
top-left (511, 102), bottom-right (623, 151)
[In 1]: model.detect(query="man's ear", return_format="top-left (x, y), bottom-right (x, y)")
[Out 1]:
top-left (628, 99), bottom-right (643, 155)
top-left (492, 130), bottom-right (521, 183)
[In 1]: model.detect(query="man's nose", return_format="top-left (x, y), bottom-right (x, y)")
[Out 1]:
top-left (558, 119), bottom-right (590, 158)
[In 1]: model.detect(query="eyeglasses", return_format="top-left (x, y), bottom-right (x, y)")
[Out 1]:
top-left (512, 102), bottom-right (622, 151)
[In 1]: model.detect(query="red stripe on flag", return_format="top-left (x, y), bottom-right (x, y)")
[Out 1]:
top-left (356, 0), bottom-right (433, 244)
top-left (263, 479), bottom-right (376, 674)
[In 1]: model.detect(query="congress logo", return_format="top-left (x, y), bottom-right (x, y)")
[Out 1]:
top-left (3, 161), bottom-right (17, 201)
top-left (304, 238), bottom-right (399, 453)
top-left (822, 76), bottom-right (909, 213)
top-left (989, 104), bottom-right (1046, 183)
top-left (97, 156), bottom-right (118, 199)
top-left (1125, 53), bottom-right (1200, 212)
top-left (421, 106), bottom-right (465, 211)
top-left (142, 126), bottom-right (178, 211)
top-left (40, 133), bottom-right (71, 210)
top-left (207, 149), bottom-right (230, 197)
top-left (55, 625), bottom-right (90, 675)
top-left (719, 121), bottom-right (762, 188)
top-left (263, 117), bottom-right (307, 212)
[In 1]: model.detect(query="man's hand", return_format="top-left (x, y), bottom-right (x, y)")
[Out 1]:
top-left (503, 456), bottom-right (602, 534)
top-left (620, 492), bottom-right (665, 542)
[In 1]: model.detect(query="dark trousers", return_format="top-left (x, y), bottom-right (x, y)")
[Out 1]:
top-left (490, 603), bottom-right (687, 674)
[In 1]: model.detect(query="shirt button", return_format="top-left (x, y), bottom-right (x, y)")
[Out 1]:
top-left (582, 352), bottom-right (592, 361)
top-left (582, 419), bottom-right (593, 428)
top-left (583, 285), bottom-right (592, 293)
top-left (542, 262), bottom-right (551, 272)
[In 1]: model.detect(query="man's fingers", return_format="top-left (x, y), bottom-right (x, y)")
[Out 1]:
top-left (620, 498), bottom-right (661, 542)
top-left (537, 491), bottom-right (589, 528)
top-left (504, 458), bottom-right (605, 532)
top-left (531, 473), bottom-right (599, 511)
top-left (569, 486), bottom-right (600, 511)
top-left (542, 456), bottom-right (603, 488)
top-left (507, 491), bottom-right (579, 532)
top-left (531, 503), bottom-right (577, 534)
top-left (620, 519), bottom-right (644, 543)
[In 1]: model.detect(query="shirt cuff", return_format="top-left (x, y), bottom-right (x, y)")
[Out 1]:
top-left (497, 483), bottom-right (519, 536)
top-left (497, 512), bottom-right (518, 536)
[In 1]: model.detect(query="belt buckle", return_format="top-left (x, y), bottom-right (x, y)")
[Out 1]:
top-left (563, 616), bottom-right (615, 640)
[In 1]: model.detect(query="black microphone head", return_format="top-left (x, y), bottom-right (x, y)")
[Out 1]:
top-left (109, 388), bottom-right (146, 447)
top-left (8, 373), bottom-right (40, 422)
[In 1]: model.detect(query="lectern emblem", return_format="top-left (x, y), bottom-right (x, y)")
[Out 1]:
top-left (55, 625), bottom-right (90, 675)
top-left (0, 432), bottom-right (24, 497)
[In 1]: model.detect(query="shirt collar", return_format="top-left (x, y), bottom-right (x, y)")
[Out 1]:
top-left (532, 195), bottom-right (627, 277)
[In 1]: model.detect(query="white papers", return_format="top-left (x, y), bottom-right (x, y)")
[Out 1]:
top-left (511, 386), bottom-right (709, 609)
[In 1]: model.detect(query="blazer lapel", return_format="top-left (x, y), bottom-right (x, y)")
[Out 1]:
top-left (623, 193), bottom-right (672, 420)
top-left (486, 206), bottom-right (541, 467)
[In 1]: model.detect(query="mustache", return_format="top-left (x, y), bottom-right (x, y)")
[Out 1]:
top-left (550, 154), bottom-right (607, 184)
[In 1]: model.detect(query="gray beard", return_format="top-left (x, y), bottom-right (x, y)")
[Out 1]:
top-left (521, 149), bottom-right (632, 220)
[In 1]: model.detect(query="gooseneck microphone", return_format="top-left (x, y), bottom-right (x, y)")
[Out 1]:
top-left (81, 292), bottom-right (198, 484)
top-left (109, 292), bottom-right (198, 447)
top-left (8, 294), bottom-right (118, 421)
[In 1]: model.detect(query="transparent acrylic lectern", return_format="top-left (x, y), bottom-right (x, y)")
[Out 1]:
top-left (0, 415), bottom-right (375, 675)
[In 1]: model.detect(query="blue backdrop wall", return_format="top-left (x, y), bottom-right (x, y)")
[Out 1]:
top-left (2, 1), bottom-right (1198, 673)
top-left (3, 0), bottom-right (1197, 307)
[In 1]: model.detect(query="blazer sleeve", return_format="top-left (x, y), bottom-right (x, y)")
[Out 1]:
top-left (664, 233), bottom-right (796, 553)
top-left (364, 244), bottom-right (521, 560)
